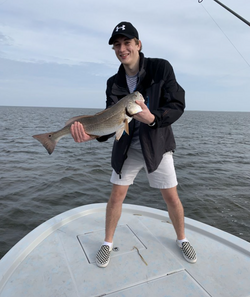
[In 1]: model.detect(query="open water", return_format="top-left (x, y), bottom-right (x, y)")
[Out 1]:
top-left (0, 106), bottom-right (250, 259)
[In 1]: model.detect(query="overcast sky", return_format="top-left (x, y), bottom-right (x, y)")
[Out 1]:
top-left (0, 0), bottom-right (249, 111)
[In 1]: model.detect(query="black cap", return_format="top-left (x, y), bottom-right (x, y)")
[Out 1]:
top-left (108, 22), bottom-right (139, 45)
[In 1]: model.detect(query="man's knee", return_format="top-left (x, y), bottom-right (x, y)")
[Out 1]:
top-left (161, 187), bottom-right (181, 206)
top-left (109, 184), bottom-right (129, 204)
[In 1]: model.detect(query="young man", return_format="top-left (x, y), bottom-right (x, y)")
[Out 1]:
top-left (71, 21), bottom-right (197, 267)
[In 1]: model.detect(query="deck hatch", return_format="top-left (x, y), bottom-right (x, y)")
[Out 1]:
top-left (77, 224), bottom-right (146, 264)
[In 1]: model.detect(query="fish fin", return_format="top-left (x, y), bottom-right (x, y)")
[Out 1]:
top-left (32, 132), bottom-right (58, 154)
top-left (124, 119), bottom-right (129, 135)
top-left (115, 119), bottom-right (130, 140)
top-left (115, 128), bottom-right (124, 141)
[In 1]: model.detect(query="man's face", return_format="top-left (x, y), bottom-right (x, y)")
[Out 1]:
top-left (113, 36), bottom-right (140, 67)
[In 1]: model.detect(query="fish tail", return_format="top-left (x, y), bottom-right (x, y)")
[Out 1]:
top-left (32, 132), bottom-right (58, 154)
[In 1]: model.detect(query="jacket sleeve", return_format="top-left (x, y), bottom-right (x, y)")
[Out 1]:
top-left (151, 61), bottom-right (185, 128)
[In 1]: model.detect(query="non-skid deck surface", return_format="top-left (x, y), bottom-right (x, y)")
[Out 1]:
top-left (0, 204), bottom-right (249, 297)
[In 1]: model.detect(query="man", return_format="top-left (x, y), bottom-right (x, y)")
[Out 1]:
top-left (71, 21), bottom-right (197, 268)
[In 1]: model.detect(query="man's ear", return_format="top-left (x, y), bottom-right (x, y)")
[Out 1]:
top-left (138, 40), bottom-right (142, 51)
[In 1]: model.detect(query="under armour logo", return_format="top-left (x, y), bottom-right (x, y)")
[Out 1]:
top-left (116, 25), bottom-right (126, 32)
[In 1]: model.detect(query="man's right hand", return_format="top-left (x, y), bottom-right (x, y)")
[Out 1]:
top-left (70, 121), bottom-right (95, 142)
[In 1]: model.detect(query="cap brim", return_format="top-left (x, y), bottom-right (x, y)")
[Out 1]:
top-left (108, 33), bottom-right (136, 45)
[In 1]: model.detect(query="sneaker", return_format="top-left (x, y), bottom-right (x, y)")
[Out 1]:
top-left (96, 244), bottom-right (113, 268)
top-left (176, 240), bottom-right (197, 263)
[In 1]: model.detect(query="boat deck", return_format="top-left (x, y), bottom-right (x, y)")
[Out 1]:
top-left (0, 203), bottom-right (249, 297)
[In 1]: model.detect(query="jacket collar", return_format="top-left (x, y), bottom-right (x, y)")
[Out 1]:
top-left (111, 53), bottom-right (153, 97)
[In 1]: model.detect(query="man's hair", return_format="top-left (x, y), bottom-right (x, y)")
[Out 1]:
top-left (112, 37), bottom-right (142, 52)
top-left (134, 38), bottom-right (142, 52)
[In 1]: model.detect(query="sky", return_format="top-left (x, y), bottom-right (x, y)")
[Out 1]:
top-left (0, 0), bottom-right (249, 111)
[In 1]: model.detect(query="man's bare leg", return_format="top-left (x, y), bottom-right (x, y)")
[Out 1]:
top-left (96, 184), bottom-right (129, 268)
top-left (105, 184), bottom-right (129, 243)
top-left (161, 186), bottom-right (185, 240)
top-left (161, 186), bottom-right (197, 263)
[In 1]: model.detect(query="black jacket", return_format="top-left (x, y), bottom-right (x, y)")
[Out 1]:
top-left (98, 53), bottom-right (185, 174)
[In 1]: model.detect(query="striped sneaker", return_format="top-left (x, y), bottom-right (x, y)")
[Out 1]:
top-left (177, 240), bottom-right (197, 263)
top-left (96, 244), bottom-right (113, 268)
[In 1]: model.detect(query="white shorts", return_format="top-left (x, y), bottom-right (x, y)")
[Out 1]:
top-left (110, 148), bottom-right (178, 189)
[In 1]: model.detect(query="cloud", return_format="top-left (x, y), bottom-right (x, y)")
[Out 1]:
top-left (0, 0), bottom-right (249, 111)
top-left (0, 57), bottom-right (116, 108)
top-left (0, 31), bottom-right (12, 44)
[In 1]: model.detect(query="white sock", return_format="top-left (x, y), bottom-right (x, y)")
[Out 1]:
top-left (103, 241), bottom-right (113, 248)
top-left (177, 238), bottom-right (189, 247)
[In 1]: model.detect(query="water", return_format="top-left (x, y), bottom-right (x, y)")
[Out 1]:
top-left (0, 106), bottom-right (250, 259)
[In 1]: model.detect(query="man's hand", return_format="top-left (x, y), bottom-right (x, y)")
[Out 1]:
top-left (133, 100), bottom-right (155, 125)
top-left (70, 121), bottom-right (95, 142)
